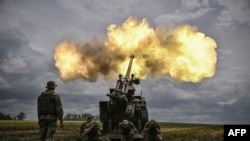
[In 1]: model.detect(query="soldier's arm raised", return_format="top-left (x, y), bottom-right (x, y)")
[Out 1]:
top-left (83, 123), bottom-right (95, 135)
top-left (80, 123), bottom-right (86, 136)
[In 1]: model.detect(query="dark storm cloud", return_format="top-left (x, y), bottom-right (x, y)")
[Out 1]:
top-left (60, 92), bottom-right (102, 114)
top-left (0, 29), bottom-right (52, 84)
top-left (0, 0), bottom-right (249, 124)
top-left (140, 68), bottom-right (250, 124)
top-left (216, 0), bottom-right (250, 28)
top-left (0, 28), bottom-right (59, 118)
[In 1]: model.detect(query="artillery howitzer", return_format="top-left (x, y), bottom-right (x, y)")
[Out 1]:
top-left (99, 55), bottom-right (148, 141)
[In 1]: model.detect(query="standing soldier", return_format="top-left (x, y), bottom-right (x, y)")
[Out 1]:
top-left (118, 119), bottom-right (137, 141)
top-left (143, 119), bottom-right (163, 141)
top-left (80, 116), bottom-right (101, 141)
top-left (37, 80), bottom-right (64, 141)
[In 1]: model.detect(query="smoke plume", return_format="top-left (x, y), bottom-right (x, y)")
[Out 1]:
top-left (54, 17), bottom-right (217, 83)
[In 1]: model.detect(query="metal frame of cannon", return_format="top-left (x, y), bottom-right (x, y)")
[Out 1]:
top-left (99, 55), bottom-right (148, 141)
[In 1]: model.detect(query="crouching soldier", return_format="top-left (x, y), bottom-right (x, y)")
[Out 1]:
top-left (80, 117), bottom-right (101, 141)
top-left (119, 119), bottom-right (137, 141)
top-left (143, 119), bottom-right (163, 141)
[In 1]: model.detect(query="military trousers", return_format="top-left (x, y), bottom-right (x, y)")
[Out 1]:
top-left (39, 119), bottom-right (57, 141)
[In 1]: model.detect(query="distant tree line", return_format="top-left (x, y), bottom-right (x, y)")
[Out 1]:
top-left (64, 113), bottom-right (99, 121)
top-left (0, 112), bottom-right (26, 120)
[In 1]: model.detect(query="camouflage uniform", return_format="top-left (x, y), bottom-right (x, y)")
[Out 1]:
top-left (80, 118), bottom-right (101, 141)
top-left (143, 119), bottom-right (163, 141)
top-left (80, 122), bottom-right (88, 138)
top-left (118, 120), bottom-right (137, 141)
top-left (37, 81), bottom-right (64, 141)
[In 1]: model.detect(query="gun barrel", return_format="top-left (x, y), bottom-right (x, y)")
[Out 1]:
top-left (125, 55), bottom-right (134, 79)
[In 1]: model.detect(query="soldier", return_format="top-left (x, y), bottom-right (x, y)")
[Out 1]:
top-left (80, 117), bottom-right (92, 138)
top-left (118, 119), bottom-right (137, 141)
top-left (37, 80), bottom-right (64, 141)
top-left (80, 116), bottom-right (101, 141)
top-left (143, 119), bottom-right (163, 141)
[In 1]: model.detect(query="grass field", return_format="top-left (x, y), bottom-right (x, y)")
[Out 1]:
top-left (0, 120), bottom-right (224, 141)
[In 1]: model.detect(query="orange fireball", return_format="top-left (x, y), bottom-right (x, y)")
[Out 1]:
top-left (54, 16), bottom-right (217, 83)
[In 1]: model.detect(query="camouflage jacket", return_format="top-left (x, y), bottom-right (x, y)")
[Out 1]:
top-left (37, 90), bottom-right (63, 121)
top-left (144, 121), bottom-right (161, 135)
top-left (80, 122), bottom-right (101, 138)
top-left (118, 121), bottom-right (136, 136)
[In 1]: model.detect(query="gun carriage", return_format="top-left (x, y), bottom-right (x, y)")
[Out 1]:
top-left (99, 55), bottom-right (148, 141)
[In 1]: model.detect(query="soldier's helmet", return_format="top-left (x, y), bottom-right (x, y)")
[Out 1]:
top-left (46, 81), bottom-right (57, 89)
top-left (149, 119), bottom-right (156, 127)
top-left (121, 120), bottom-right (129, 128)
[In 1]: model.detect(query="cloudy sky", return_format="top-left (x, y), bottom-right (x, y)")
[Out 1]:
top-left (0, 0), bottom-right (250, 124)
